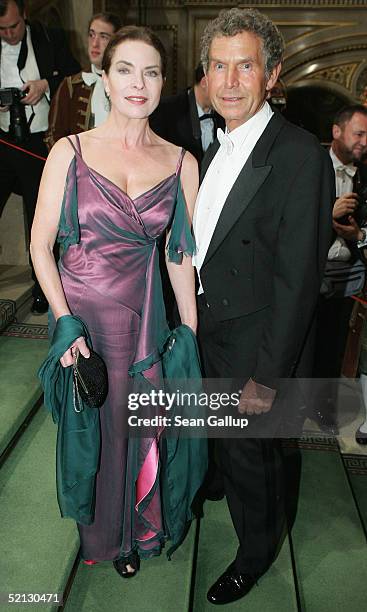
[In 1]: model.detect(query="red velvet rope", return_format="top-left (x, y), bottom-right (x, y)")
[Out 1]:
top-left (351, 295), bottom-right (367, 306)
top-left (0, 137), bottom-right (47, 161)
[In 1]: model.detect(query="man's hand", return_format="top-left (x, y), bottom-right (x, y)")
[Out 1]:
top-left (21, 79), bottom-right (48, 106)
top-left (0, 105), bottom-right (9, 112)
top-left (333, 193), bottom-right (358, 220)
top-left (238, 378), bottom-right (276, 415)
top-left (333, 216), bottom-right (363, 242)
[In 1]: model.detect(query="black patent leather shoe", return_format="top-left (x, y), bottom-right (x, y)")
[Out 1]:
top-left (113, 551), bottom-right (140, 579)
top-left (207, 562), bottom-right (256, 605)
top-left (31, 294), bottom-right (48, 314)
top-left (355, 428), bottom-right (367, 445)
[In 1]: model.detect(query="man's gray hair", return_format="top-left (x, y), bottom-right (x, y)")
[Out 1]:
top-left (200, 8), bottom-right (284, 79)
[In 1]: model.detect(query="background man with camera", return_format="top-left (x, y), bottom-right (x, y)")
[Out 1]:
top-left (0, 0), bottom-right (80, 313)
top-left (313, 104), bottom-right (367, 431)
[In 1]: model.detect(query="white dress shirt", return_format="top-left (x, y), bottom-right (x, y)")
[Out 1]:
top-left (196, 102), bottom-right (214, 152)
top-left (193, 101), bottom-right (274, 293)
top-left (328, 147), bottom-right (357, 261)
top-left (329, 147), bottom-right (356, 198)
top-left (0, 39), bottom-right (22, 88)
top-left (0, 26), bottom-right (50, 133)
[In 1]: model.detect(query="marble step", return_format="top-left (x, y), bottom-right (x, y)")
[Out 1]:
top-left (0, 334), bottom-right (48, 457)
top-left (0, 265), bottom-right (33, 331)
top-left (292, 443), bottom-right (367, 611)
top-left (65, 520), bottom-right (198, 611)
top-left (0, 407), bottom-right (79, 611)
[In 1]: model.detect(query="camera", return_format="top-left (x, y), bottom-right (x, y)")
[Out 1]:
top-left (353, 169), bottom-right (367, 228)
top-left (0, 87), bottom-right (30, 144)
top-left (336, 167), bottom-right (367, 228)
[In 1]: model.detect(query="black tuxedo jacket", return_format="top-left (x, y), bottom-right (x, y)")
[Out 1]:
top-left (0, 21), bottom-right (80, 99)
top-left (150, 88), bottom-right (225, 165)
top-left (199, 111), bottom-right (335, 385)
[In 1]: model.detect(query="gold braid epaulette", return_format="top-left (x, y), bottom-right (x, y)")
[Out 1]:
top-left (66, 72), bottom-right (85, 97)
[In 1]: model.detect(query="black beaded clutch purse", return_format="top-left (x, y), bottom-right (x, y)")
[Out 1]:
top-left (73, 348), bottom-right (108, 411)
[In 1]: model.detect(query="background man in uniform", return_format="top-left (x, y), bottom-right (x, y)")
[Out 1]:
top-left (0, 0), bottom-right (80, 312)
top-left (45, 11), bottom-right (121, 149)
top-left (194, 8), bottom-right (334, 605)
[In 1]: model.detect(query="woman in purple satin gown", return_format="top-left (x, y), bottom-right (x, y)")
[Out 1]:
top-left (30, 26), bottom-right (198, 577)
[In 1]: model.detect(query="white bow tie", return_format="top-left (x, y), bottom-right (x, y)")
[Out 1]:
top-left (217, 128), bottom-right (234, 155)
top-left (335, 164), bottom-right (356, 179)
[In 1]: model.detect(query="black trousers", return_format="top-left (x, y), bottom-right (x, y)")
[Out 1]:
top-left (313, 294), bottom-right (353, 378)
top-left (0, 130), bottom-right (47, 292)
top-left (198, 296), bottom-right (286, 577)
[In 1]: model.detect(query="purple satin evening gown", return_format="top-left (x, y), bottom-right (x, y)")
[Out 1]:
top-left (57, 134), bottom-right (192, 562)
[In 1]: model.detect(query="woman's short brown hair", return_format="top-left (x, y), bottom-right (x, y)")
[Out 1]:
top-left (102, 25), bottom-right (167, 78)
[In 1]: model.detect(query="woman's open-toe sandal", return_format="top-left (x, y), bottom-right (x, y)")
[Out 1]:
top-left (113, 551), bottom-right (140, 578)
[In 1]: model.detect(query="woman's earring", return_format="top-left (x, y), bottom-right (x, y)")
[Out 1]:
top-left (105, 90), bottom-right (111, 110)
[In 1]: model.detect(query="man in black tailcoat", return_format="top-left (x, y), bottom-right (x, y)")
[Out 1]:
top-left (193, 8), bottom-right (335, 605)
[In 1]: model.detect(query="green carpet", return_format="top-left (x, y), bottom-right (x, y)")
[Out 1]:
top-left (65, 521), bottom-right (197, 611)
top-left (1, 338), bottom-right (366, 612)
top-left (292, 448), bottom-right (367, 611)
top-left (0, 408), bottom-right (79, 612)
top-left (0, 335), bottom-right (48, 455)
top-left (1, 322), bottom-right (48, 339)
top-left (192, 499), bottom-right (298, 611)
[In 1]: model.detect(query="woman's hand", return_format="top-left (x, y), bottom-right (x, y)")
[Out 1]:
top-left (60, 336), bottom-right (90, 368)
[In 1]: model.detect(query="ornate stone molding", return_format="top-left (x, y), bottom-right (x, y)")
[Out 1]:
top-left (284, 43), bottom-right (367, 80)
top-left (239, 0), bottom-right (367, 6)
top-left (304, 63), bottom-right (358, 89)
top-left (356, 65), bottom-right (367, 102)
top-left (128, 0), bottom-right (367, 7)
